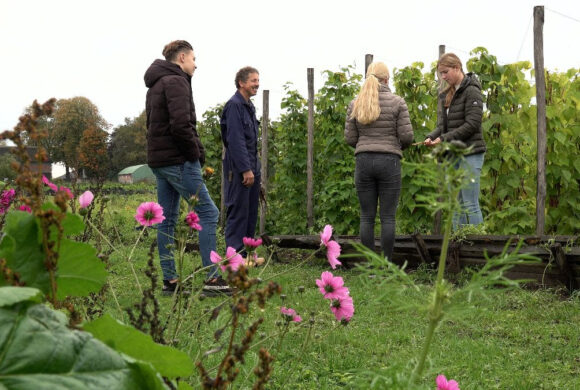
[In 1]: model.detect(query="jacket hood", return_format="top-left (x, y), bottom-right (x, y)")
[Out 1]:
top-left (144, 59), bottom-right (190, 88)
top-left (459, 72), bottom-right (481, 91)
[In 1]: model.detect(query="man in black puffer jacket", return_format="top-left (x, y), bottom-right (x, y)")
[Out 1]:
top-left (144, 40), bottom-right (231, 297)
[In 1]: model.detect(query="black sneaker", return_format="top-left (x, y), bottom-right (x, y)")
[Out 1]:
top-left (202, 276), bottom-right (234, 297)
top-left (162, 280), bottom-right (190, 296)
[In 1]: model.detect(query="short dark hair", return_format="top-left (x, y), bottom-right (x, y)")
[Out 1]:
top-left (162, 40), bottom-right (193, 62)
top-left (235, 66), bottom-right (259, 89)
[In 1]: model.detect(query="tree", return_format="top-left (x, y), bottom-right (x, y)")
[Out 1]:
top-left (51, 97), bottom-right (109, 180)
top-left (79, 125), bottom-right (109, 181)
top-left (0, 153), bottom-right (17, 181)
top-left (108, 111), bottom-right (147, 177)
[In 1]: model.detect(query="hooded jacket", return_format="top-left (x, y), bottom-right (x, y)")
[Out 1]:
top-left (345, 84), bottom-right (414, 158)
top-left (426, 72), bottom-right (486, 155)
top-left (144, 59), bottom-right (204, 168)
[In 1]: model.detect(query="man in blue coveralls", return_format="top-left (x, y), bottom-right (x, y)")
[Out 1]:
top-left (220, 67), bottom-right (261, 255)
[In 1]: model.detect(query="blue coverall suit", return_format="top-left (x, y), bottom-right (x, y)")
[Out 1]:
top-left (220, 91), bottom-right (261, 253)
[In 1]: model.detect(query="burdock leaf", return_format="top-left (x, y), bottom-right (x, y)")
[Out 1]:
top-left (0, 211), bottom-right (48, 293)
top-left (56, 239), bottom-right (107, 299)
top-left (83, 314), bottom-right (193, 379)
top-left (0, 299), bottom-right (167, 389)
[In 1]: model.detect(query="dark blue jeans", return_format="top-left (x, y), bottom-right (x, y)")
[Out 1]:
top-left (355, 152), bottom-right (401, 261)
top-left (151, 160), bottom-right (219, 281)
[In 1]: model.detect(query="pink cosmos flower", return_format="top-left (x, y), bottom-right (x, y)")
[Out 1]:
top-left (135, 202), bottom-right (165, 227)
top-left (18, 205), bottom-right (32, 213)
top-left (330, 295), bottom-right (354, 322)
top-left (210, 247), bottom-right (244, 272)
top-left (319, 224), bottom-right (342, 269)
top-left (61, 187), bottom-right (74, 200)
top-left (185, 211), bottom-right (202, 231)
top-left (326, 240), bottom-right (342, 269)
top-left (436, 375), bottom-right (460, 390)
top-left (316, 271), bottom-right (349, 300)
top-left (42, 176), bottom-right (73, 199)
top-left (242, 236), bottom-right (263, 249)
top-left (280, 307), bottom-right (302, 322)
top-left (320, 224), bottom-right (332, 245)
top-left (42, 175), bottom-right (58, 192)
top-left (78, 190), bottom-right (94, 209)
top-left (0, 189), bottom-right (16, 214)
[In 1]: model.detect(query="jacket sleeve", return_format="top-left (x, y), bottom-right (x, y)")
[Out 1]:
top-left (396, 99), bottom-right (414, 149)
top-left (441, 86), bottom-right (483, 142)
top-left (164, 77), bottom-right (200, 161)
top-left (344, 101), bottom-right (358, 148)
top-left (222, 102), bottom-right (251, 173)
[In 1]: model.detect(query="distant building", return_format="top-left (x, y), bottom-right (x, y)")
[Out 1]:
top-left (0, 146), bottom-right (52, 179)
top-left (118, 164), bottom-right (155, 184)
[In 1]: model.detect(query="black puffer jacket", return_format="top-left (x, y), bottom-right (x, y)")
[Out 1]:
top-left (144, 59), bottom-right (204, 168)
top-left (427, 73), bottom-right (486, 155)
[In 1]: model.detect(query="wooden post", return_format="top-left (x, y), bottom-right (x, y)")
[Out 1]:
top-left (365, 54), bottom-right (373, 77)
top-left (219, 145), bottom-right (226, 227)
top-left (306, 68), bottom-right (315, 229)
top-left (433, 44), bottom-right (445, 235)
top-left (259, 90), bottom-right (269, 234)
top-left (534, 6), bottom-right (547, 236)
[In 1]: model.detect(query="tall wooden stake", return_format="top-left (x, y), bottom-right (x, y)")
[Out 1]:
top-left (365, 54), bottom-right (374, 77)
top-left (259, 90), bottom-right (269, 234)
top-left (534, 5), bottom-right (546, 236)
top-left (433, 44), bottom-right (445, 235)
top-left (307, 68), bottom-right (315, 228)
top-left (220, 145), bottom-right (226, 227)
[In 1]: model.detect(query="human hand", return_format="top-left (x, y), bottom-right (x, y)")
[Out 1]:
top-left (424, 137), bottom-right (441, 146)
top-left (242, 170), bottom-right (254, 187)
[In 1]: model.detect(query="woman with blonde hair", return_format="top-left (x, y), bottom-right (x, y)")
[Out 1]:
top-left (425, 53), bottom-right (486, 227)
top-left (345, 62), bottom-right (414, 260)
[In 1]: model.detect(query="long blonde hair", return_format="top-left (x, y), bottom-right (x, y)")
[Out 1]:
top-left (438, 53), bottom-right (464, 108)
top-left (350, 62), bottom-right (390, 125)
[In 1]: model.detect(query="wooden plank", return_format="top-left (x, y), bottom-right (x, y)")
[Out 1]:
top-left (552, 243), bottom-right (578, 290)
top-left (411, 232), bottom-right (433, 263)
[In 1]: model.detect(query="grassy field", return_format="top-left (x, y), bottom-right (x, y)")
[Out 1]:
top-left (88, 192), bottom-right (580, 389)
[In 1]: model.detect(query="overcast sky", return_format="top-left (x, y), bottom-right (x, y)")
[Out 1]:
top-left (1, 0), bottom-right (578, 134)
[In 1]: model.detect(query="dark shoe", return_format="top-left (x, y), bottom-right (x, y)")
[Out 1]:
top-left (202, 276), bottom-right (234, 297)
top-left (162, 279), bottom-right (190, 296)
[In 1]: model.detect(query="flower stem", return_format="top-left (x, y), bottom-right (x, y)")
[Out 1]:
top-left (127, 227), bottom-right (145, 295)
top-left (411, 170), bottom-right (459, 385)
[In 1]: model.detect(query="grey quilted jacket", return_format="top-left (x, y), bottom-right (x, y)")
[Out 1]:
top-left (426, 72), bottom-right (486, 155)
top-left (345, 84), bottom-right (414, 158)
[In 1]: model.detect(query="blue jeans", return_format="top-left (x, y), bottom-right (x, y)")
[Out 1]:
top-left (151, 160), bottom-right (219, 281)
top-left (355, 153), bottom-right (401, 261)
top-left (454, 153), bottom-right (485, 228)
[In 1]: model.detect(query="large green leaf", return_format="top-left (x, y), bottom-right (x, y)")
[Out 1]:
top-left (0, 299), bottom-right (167, 389)
top-left (56, 239), bottom-right (107, 300)
top-left (41, 203), bottom-right (85, 240)
top-left (83, 315), bottom-right (193, 379)
top-left (0, 287), bottom-right (42, 307)
top-left (0, 211), bottom-right (48, 293)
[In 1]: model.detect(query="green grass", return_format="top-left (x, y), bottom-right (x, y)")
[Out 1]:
top-left (88, 193), bottom-right (580, 389)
